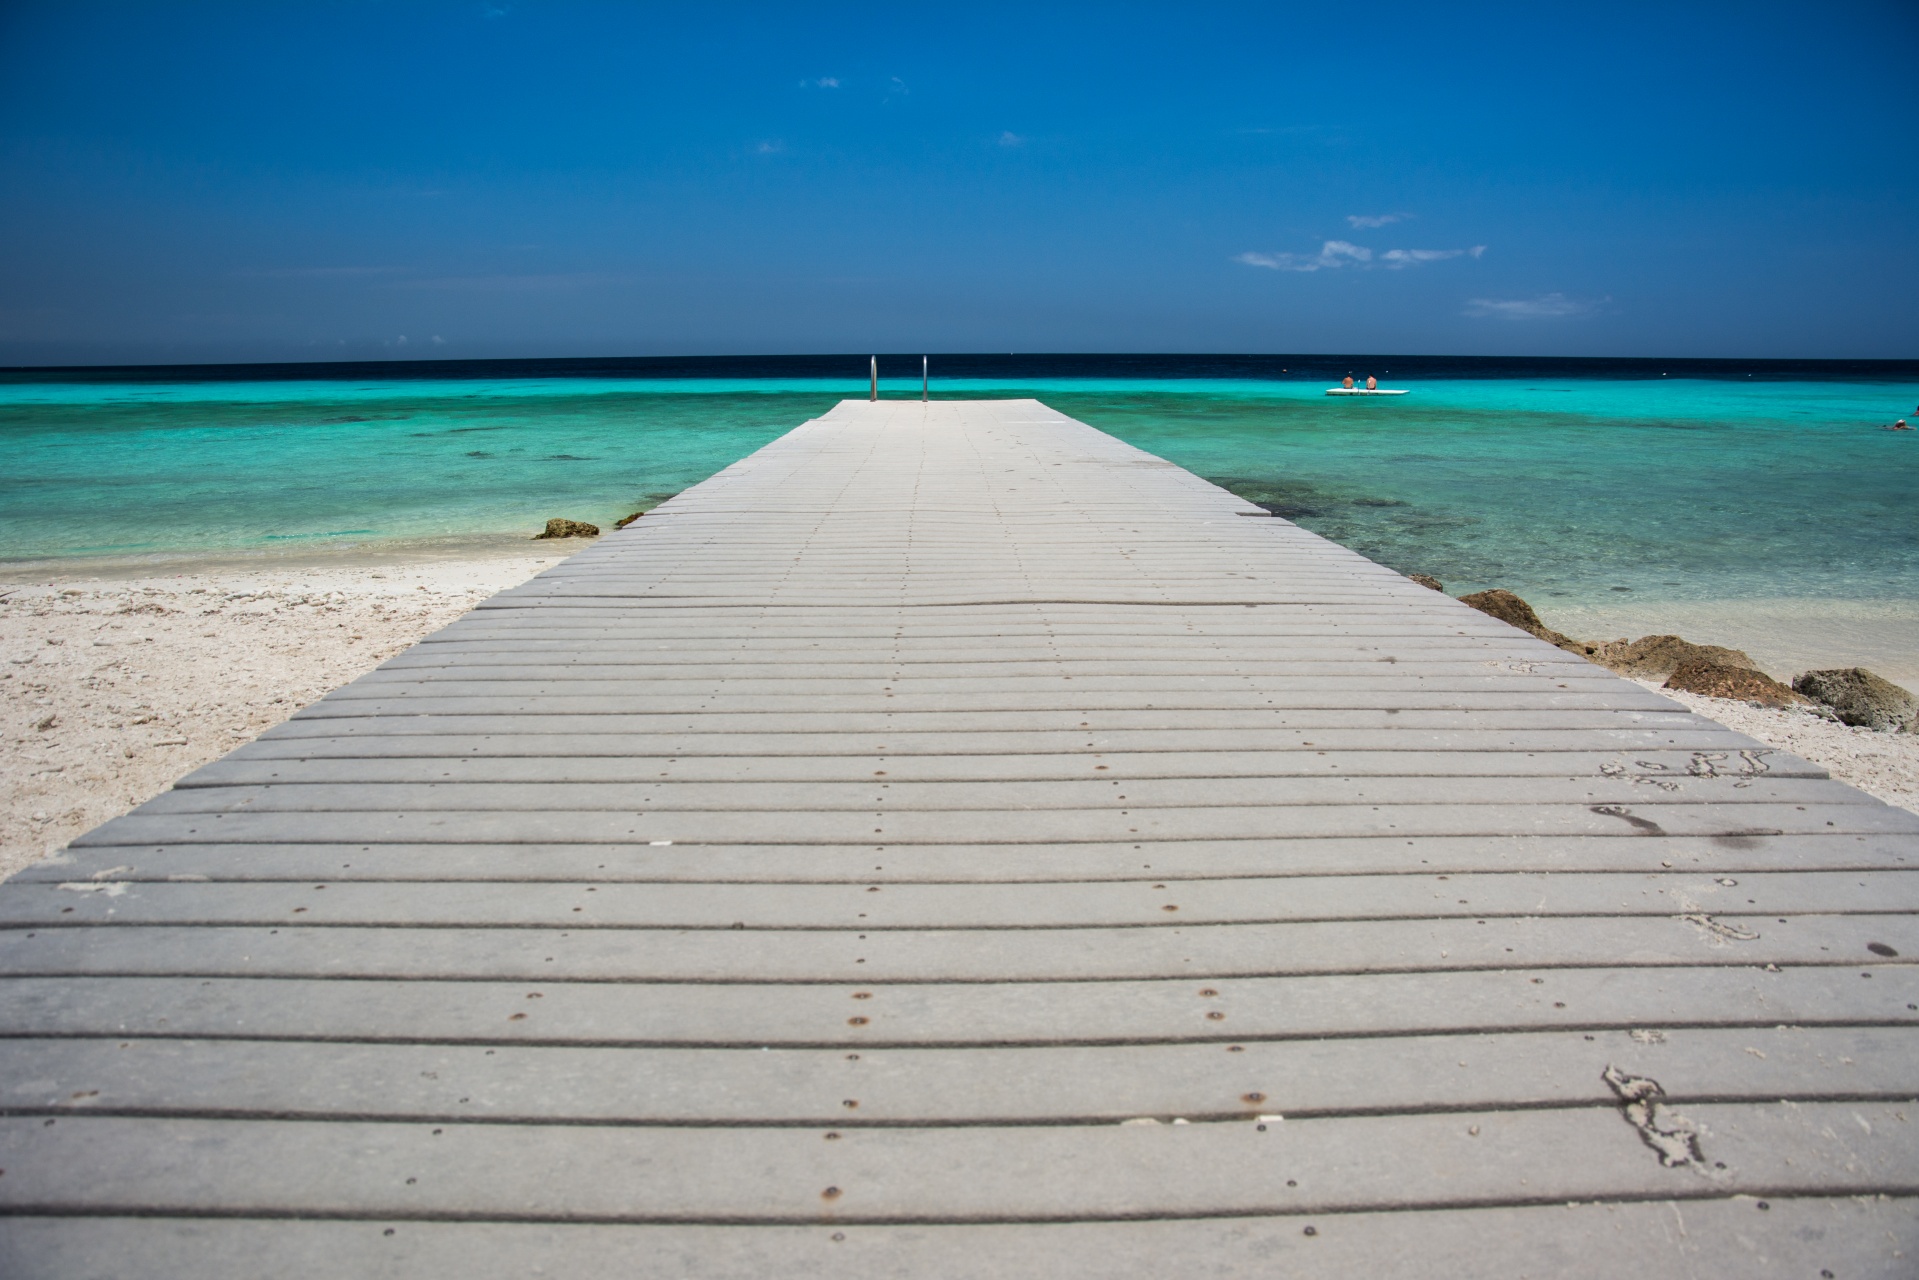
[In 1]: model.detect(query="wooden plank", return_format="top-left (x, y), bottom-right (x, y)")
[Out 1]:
top-left (4, 1025), bottom-right (1912, 1123)
top-left (5, 914), bottom-right (1913, 982)
top-left (12, 869), bottom-right (1914, 929)
top-left (132, 775), bottom-right (1865, 814)
top-left (344, 670), bottom-right (1634, 691)
top-left (177, 748), bottom-right (1832, 785)
top-left (286, 691), bottom-right (1686, 715)
top-left (71, 800), bottom-right (1916, 849)
top-left (221, 728), bottom-right (1791, 758)
top-left (255, 709), bottom-right (1721, 734)
top-left (1, 1103), bottom-right (1913, 1219)
top-left (4, 966), bottom-right (1910, 1045)
top-left (2, 1198), bottom-right (1910, 1280)
top-left (25, 829), bottom-right (1911, 885)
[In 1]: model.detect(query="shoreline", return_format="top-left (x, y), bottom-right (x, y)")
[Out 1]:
top-left (2, 544), bottom-right (1915, 882)
top-left (0, 531), bottom-right (574, 587)
top-left (1538, 596), bottom-right (1919, 690)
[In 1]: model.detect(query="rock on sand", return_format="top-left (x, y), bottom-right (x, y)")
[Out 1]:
top-left (1664, 658), bottom-right (1807, 707)
top-left (1457, 588), bottom-right (1589, 655)
top-left (534, 519), bottom-right (600, 540)
top-left (1792, 668), bottom-right (1919, 731)
top-left (1592, 634), bottom-right (1758, 678)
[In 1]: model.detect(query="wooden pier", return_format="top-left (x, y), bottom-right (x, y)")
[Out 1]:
top-left (3, 399), bottom-right (1915, 1275)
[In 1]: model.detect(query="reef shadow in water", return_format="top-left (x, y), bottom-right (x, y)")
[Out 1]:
top-left (1212, 475), bottom-right (1409, 520)
top-left (1210, 473), bottom-right (1493, 584)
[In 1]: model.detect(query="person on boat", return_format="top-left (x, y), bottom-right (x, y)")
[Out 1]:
top-left (1365, 376), bottom-right (1378, 391)
top-left (1342, 375), bottom-right (1356, 389)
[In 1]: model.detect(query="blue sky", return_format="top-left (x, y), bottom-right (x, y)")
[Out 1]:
top-left (1, 1), bottom-right (1914, 365)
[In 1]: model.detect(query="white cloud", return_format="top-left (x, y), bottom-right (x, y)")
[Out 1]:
top-left (1379, 245), bottom-right (1486, 269)
top-left (754, 139), bottom-right (784, 154)
top-left (1236, 240), bottom-right (1373, 272)
top-left (800, 76), bottom-right (840, 88)
top-left (888, 76), bottom-right (908, 95)
top-left (1237, 239), bottom-right (1483, 273)
top-left (1463, 292), bottom-right (1604, 320)
top-left (998, 131), bottom-right (1024, 147)
top-left (1347, 212), bottom-right (1411, 229)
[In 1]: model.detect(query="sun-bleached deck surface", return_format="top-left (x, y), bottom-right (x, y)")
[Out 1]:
top-left (3, 399), bottom-right (1916, 1276)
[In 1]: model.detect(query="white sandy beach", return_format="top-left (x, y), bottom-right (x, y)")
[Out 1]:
top-left (0, 549), bottom-right (564, 880)
top-left (3, 551), bottom-right (1916, 881)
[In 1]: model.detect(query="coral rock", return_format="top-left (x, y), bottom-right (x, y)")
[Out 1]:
top-left (1791, 668), bottom-right (1918, 731)
top-left (1456, 588), bottom-right (1589, 654)
top-left (533, 519), bottom-right (600, 540)
top-left (1407, 574), bottom-right (1445, 592)
top-left (1592, 634), bottom-right (1757, 679)
top-left (1665, 659), bottom-right (1807, 707)
top-left (613, 511), bottom-right (646, 529)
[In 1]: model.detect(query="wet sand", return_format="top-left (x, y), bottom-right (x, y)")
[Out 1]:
top-left (1541, 596), bottom-right (1919, 689)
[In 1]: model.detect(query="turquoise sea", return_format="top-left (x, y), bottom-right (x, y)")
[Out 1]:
top-left (2, 371), bottom-right (1916, 613)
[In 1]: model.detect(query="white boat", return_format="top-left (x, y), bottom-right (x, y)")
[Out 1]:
top-left (1325, 387), bottom-right (1410, 396)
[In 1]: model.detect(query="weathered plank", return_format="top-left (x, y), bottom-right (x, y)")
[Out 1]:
top-left (4, 1199), bottom-right (1911, 1280)
top-left (10, 870), bottom-right (1915, 929)
top-left (23, 830), bottom-right (1909, 884)
top-left (4, 967), bottom-right (1910, 1045)
top-left (5, 915), bottom-right (1913, 982)
top-left (72, 800), bottom-right (1916, 849)
top-left (5, 1026), bottom-right (1911, 1123)
top-left (3, 1104), bottom-right (1914, 1219)
top-left (175, 748), bottom-right (1833, 786)
top-left (131, 774), bottom-right (1863, 814)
